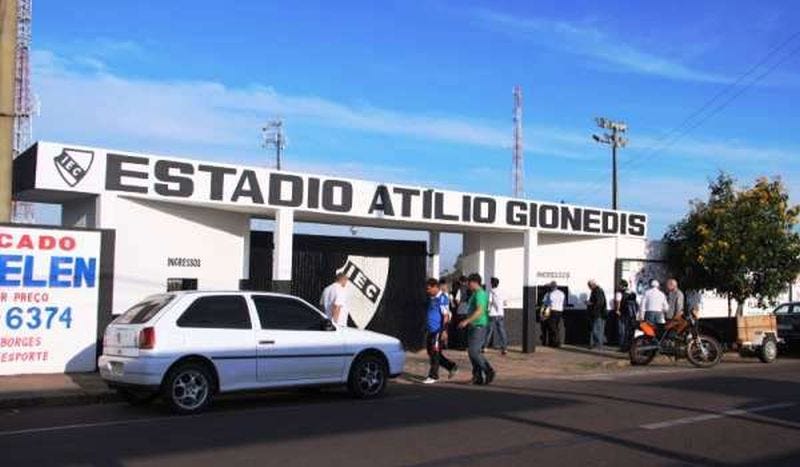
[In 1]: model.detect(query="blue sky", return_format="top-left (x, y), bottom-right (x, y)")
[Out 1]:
top-left (30, 0), bottom-right (800, 269)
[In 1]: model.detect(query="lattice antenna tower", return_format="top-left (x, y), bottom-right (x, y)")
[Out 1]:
top-left (12, 0), bottom-right (34, 224)
top-left (512, 85), bottom-right (524, 198)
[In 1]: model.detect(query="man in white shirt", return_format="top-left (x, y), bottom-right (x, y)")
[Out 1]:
top-left (543, 281), bottom-right (566, 347)
top-left (640, 279), bottom-right (668, 324)
top-left (484, 277), bottom-right (509, 355)
top-left (319, 273), bottom-right (350, 326)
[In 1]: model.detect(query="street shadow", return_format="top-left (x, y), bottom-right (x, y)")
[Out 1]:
top-left (0, 383), bottom-right (575, 466)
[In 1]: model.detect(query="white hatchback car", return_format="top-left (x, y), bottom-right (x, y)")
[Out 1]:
top-left (99, 291), bottom-right (406, 413)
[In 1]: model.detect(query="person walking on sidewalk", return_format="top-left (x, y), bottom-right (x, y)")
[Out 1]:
top-left (423, 278), bottom-right (457, 384)
top-left (484, 277), bottom-right (509, 355)
top-left (458, 273), bottom-right (495, 385)
top-left (586, 280), bottom-right (608, 350)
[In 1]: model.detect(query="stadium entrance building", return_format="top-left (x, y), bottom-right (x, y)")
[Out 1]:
top-left (12, 142), bottom-right (650, 351)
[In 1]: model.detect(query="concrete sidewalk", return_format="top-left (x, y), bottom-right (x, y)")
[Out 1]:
top-left (403, 345), bottom-right (631, 383)
top-left (0, 372), bottom-right (117, 409)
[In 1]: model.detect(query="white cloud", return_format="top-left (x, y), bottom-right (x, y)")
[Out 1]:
top-left (33, 49), bottom-right (513, 151)
top-left (472, 9), bottom-right (730, 84)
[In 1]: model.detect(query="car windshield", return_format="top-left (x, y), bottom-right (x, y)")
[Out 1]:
top-left (115, 294), bottom-right (175, 324)
top-left (774, 304), bottom-right (793, 315)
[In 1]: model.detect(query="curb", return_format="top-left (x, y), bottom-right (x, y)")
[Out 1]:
top-left (0, 391), bottom-right (119, 410)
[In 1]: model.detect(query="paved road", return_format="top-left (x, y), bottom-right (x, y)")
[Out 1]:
top-left (1, 358), bottom-right (799, 466)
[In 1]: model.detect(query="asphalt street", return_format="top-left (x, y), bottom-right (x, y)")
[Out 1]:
top-left (1, 357), bottom-right (799, 466)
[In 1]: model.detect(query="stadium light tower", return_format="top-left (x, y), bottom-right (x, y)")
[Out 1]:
top-left (262, 119), bottom-right (286, 170)
top-left (592, 117), bottom-right (627, 210)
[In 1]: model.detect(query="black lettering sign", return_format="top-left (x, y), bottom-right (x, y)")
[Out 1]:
top-left (472, 197), bottom-right (496, 224)
top-left (268, 173), bottom-right (303, 207)
top-left (154, 160), bottom-right (194, 197)
top-left (167, 257), bottom-right (202, 267)
top-left (539, 204), bottom-right (559, 228)
top-left (392, 187), bottom-right (420, 217)
top-left (602, 211), bottom-right (619, 234)
top-left (307, 177), bottom-right (321, 209)
top-left (583, 209), bottom-right (601, 233)
top-left (506, 201), bottom-right (527, 226)
top-left (198, 164), bottom-right (236, 201)
top-left (433, 192), bottom-right (458, 221)
top-left (628, 214), bottom-right (646, 236)
top-left (232, 170), bottom-right (264, 204)
top-left (369, 185), bottom-right (395, 216)
top-left (560, 206), bottom-right (582, 231)
top-left (106, 153), bottom-right (148, 193)
top-left (322, 180), bottom-right (352, 212)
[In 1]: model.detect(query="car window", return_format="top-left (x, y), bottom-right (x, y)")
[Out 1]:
top-left (253, 296), bottom-right (326, 331)
top-left (775, 304), bottom-right (794, 315)
top-left (177, 295), bottom-right (252, 329)
top-left (115, 294), bottom-right (175, 324)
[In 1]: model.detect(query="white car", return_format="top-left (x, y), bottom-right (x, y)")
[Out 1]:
top-left (99, 291), bottom-right (406, 413)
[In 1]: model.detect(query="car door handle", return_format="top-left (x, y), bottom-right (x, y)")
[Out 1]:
top-left (259, 340), bottom-right (275, 345)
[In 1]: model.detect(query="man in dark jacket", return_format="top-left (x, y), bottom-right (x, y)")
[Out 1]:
top-left (586, 280), bottom-right (608, 349)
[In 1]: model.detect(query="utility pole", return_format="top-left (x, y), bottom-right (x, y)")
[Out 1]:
top-left (592, 117), bottom-right (627, 210)
top-left (262, 119), bottom-right (285, 171)
top-left (512, 86), bottom-right (524, 198)
top-left (0, 0), bottom-right (18, 223)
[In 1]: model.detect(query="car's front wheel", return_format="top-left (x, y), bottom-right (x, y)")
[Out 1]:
top-left (162, 363), bottom-right (214, 414)
top-left (347, 354), bottom-right (388, 399)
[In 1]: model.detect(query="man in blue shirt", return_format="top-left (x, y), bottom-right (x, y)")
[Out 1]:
top-left (423, 278), bottom-right (458, 384)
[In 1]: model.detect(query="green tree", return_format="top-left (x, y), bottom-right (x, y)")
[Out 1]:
top-left (664, 173), bottom-right (800, 316)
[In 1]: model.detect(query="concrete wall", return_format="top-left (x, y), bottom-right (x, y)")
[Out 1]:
top-left (97, 197), bottom-right (250, 313)
top-left (461, 231), bottom-right (648, 310)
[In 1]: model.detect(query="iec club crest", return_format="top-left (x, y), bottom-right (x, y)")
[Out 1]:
top-left (54, 148), bottom-right (94, 187)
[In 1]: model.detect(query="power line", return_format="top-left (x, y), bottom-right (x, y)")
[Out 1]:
top-left (566, 32), bottom-right (800, 207)
top-left (622, 39), bottom-right (800, 174)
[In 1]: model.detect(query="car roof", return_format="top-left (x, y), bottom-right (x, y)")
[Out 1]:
top-left (164, 290), bottom-right (297, 298)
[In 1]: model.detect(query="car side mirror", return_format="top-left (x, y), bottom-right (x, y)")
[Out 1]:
top-left (321, 319), bottom-right (336, 331)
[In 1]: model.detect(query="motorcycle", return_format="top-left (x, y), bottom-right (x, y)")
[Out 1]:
top-left (630, 315), bottom-right (722, 368)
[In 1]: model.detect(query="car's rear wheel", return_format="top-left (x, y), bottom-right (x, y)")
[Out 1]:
top-left (347, 354), bottom-right (387, 399)
top-left (162, 363), bottom-right (214, 414)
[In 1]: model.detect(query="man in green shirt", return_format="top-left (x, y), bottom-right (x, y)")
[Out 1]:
top-left (458, 273), bottom-right (495, 385)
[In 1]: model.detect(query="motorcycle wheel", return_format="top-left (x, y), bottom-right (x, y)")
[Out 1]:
top-left (686, 335), bottom-right (722, 368)
top-left (629, 336), bottom-right (656, 366)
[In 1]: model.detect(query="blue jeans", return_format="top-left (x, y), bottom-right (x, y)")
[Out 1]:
top-left (484, 316), bottom-right (508, 350)
top-left (590, 317), bottom-right (606, 348)
top-left (468, 326), bottom-right (494, 382)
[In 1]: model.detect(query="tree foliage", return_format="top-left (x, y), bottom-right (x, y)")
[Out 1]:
top-left (664, 173), bottom-right (800, 314)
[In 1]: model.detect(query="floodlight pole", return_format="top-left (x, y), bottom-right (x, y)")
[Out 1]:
top-left (592, 117), bottom-right (627, 211)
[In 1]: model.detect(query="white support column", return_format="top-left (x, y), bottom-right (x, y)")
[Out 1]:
top-left (428, 231), bottom-right (440, 279)
top-left (476, 234), bottom-right (486, 281)
top-left (272, 209), bottom-right (294, 293)
top-left (522, 229), bottom-right (539, 353)
top-left (523, 228), bottom-right (538, 288)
